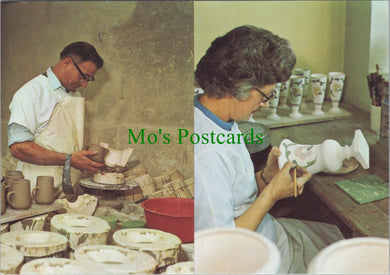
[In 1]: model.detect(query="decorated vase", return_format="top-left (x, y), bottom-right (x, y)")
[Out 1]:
top-left (311, 73), bottom-right (327, 115)
top-left (328, 72), bottom-right (346, 113)
top-left (266, 83), bottom-right (282, 120)
top-left (289, 75), bottom-right (305, 118)
top-left (279, 79), bottom-right (291, 109)
top-left (278, 129), bottom-right (369, 174)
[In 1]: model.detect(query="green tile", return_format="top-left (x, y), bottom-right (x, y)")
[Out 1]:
top-left (335, 175), bottom-right (389, 204)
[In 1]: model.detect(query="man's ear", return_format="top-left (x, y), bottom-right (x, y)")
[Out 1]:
top-left (59, 57), bottom-right (73, 70)
top-left (62, 56), bottom-right (73, 65)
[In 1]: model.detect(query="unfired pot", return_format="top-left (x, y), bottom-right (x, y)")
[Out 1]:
top-left (50, 213), bottom-right (110, 251)
top-left (113, 228), bottom-right (181, 268)
top-left (73, 245), bottom-right (157, 274)
top-left (1, 231), bottom-right (68, 259)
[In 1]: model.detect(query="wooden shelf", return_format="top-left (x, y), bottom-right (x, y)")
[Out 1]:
top-left (1, 202), bottom-right (63, 224)
top-left (252, 100), bottom-right (352, 129)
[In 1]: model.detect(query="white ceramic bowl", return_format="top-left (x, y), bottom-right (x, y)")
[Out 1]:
top-left (308, 237), bottom-right (389, 273)
top-left (73, 244), bottom-right (157, 274)
top-left (1, 244), bottom-right (24, 274)
top-left (1, 231), bottom-right (68, 257)
top-left (195, 227), bottom-right (280, 274)
top-left (19, 258), bottom-right (100, 274)
top-left (165, 261), bottom-right (194, 274)
top-left (112, 228), bottom-right (181, 268)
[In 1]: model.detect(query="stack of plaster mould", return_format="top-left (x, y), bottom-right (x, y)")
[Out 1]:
top-left (123, 164), bottom-right (194, 199)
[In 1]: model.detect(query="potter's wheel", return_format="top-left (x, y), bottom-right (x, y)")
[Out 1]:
top-left (79, 177), bottom-right (136, 191)
top-left (79, 177), bottom-right (137, 200)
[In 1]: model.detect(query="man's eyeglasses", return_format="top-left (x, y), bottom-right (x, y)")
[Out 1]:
top-left (255, 88), bottom-right (277, 103)
top-left (70, 58), bottom-right (95, 82)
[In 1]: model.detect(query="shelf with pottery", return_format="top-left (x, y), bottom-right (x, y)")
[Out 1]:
top-left (252, 72), bottom-right (349, 129)
top-left (252, 100), bottom-right (352, 129)
top-left (1, 202), bottom-right (63, 224)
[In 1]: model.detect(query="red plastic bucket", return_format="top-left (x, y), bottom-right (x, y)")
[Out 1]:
top-left (141, 197), bottom-right (194, 243)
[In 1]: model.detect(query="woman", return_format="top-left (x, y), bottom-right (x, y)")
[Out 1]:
top-left (194, 25), bottom-right (343, 273)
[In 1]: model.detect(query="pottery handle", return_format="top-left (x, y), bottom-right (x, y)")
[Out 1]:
top-left (6, 190), bottom-right (15, 207)
top-left (32, 186), bottom-right (39, 201)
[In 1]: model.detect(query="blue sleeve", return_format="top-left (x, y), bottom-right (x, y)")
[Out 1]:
top-left (8, 123), bottom-right (34, 147)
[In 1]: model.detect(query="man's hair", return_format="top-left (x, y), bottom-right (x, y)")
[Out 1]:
top-left (195, 25), bottom-right (296, 100)
top-left (60, 41), bottom-right (104, 69)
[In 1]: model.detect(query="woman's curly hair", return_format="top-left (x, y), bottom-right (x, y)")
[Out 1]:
top-left (195, 25), bottom-right (296, 100)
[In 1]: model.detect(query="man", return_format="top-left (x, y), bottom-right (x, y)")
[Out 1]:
top-left (8, 41), bottom-right (105, 198)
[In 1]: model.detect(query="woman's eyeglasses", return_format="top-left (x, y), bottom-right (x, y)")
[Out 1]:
top-left (255, 88), bottom-right (277, 103)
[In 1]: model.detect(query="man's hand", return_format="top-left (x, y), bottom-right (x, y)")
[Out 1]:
top-left (70, 150), bottom-right (105, 174)
top-left (10, 141), bottom-right (104, 174)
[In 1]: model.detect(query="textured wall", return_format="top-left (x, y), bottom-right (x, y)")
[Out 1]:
top-left (194, 1), bottom-right (347, 103)
top-left (195, 1), bottom-right (346, 79)
top-left (194, 1), bottom-right (383, 112)
top-left (343, 1), bottom-right (371, 113)
top-left (1, 1), bottom-right (194, 177)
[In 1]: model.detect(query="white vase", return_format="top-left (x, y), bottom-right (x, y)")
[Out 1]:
top-left (328, 72), bottom-right (346, 113)
top-left (311, 73), bottom-right (327, 115)
top-left (302, 70), bottom-right (311, 107)
top-left (295, 68), bottom-right (311, 108)
top-left (289, 75), bottom-right (304, 118)
top-left (370, 104), bottom-right (381, 135)
top-left (278, 79), bottom-right (291, 109)
top-left (278, 129), bottom-right (369, 174)
top-left (266, 83), bottom-right (281, 120)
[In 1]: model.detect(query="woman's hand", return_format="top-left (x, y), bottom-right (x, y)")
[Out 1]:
top-left (262, 146), bottom-right (281, 182)
top-left (264, 161), bottom-right (312, 202)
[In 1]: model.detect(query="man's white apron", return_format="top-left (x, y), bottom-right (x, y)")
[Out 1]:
top-left (18, 97), bottom-right (84, 198)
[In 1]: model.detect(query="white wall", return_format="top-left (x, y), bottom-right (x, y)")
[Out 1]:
top-left (369, 1), bottom-right (389, 78)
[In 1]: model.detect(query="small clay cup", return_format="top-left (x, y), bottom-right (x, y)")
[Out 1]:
top-left (7, 179), bottom-right (32, 209)
top-left (6, 171), bottom-right (24, 191)
top-left (86, 144), bottom-right (109, 163)
top-left (1, 183), bottom-right (6, 214)
top-left (32, 176), bottom-right (55, 204)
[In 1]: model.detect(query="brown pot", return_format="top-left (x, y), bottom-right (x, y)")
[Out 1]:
top-left (1, 183), bottom-right (6, 214)
top-left (7, 179), bottom-right (32, 209)
top-left (32, 176), bottom-right (55, 204)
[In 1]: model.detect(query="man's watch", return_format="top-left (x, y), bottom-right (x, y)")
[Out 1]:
top-left (62, 153), bottom-right (74, 194)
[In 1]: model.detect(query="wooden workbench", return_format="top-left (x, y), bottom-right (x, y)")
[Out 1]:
top-left (269, 102), bottom-right (389, 238)
top-left (309, 164), bottom-right (388, 238)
